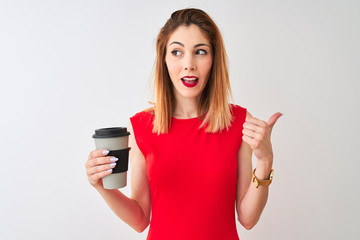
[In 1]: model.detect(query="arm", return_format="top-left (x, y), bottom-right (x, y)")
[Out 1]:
top-left (235, 137), bottom-right (272, 230)
top-left (236, 111), bottom-right (281, 229)
top-left (92, 121), bottom-right (151, 232)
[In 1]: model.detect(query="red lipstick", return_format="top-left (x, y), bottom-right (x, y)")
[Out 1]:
top-left (181, 76), bottom-right (199, 88)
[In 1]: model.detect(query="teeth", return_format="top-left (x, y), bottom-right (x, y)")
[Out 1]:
top-left (182, 78), bottom-right (198, 81)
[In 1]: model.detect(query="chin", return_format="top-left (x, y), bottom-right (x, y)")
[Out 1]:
top-left (173, 84), bottom-right (204, 100)
top-left (179, 92), bottom-right (201, 99)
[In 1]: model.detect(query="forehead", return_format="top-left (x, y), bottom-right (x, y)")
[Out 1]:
top-left (167, 24), bottom-right (210, 46)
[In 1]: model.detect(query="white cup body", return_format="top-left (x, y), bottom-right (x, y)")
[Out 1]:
top-left (94, 136), bottom-right (129, 189)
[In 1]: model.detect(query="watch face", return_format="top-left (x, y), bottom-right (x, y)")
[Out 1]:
top-left (252, 168), bottom-right (274, 187)
top-left (270, 169), bottom-right (274, 180)
top-left (253, 178), bottom-right (259, 188)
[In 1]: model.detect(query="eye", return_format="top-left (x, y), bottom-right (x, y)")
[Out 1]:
top-left (171, 50), bottom-right (181, 56)
top-left (196, 49), bottom-right (207, 55)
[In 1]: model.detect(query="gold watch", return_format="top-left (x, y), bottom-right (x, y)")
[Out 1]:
top-left (252, 168), bottom-right (274, 188)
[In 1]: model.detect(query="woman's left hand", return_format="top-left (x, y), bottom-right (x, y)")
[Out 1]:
top-left (242, 112), bottom-right (283, 162)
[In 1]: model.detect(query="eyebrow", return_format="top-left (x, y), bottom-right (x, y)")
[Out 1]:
top-left (169, 41), bottom-right (210, 48)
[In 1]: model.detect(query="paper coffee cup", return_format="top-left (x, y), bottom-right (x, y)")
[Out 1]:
top-left (92, 127), bottom-right (130, 189)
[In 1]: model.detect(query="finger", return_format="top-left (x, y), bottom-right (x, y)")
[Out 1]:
top-left (242, 135), bottom-right (259, 149)
top-left (88, 149), bottom-right (110, 161)
top-left (89, 169), bottom-right (113, 183)
top-left (87, 161), bottom-right (117, 176)
top-left (245, 115), bottom-right (267, 128)
top-left (267, 112), bottom-right (283, 129)
top-left (243, 122), bottom-right (265, 134)
top-left (86, 156), bottom-right (118, 168)
top-left (243, 128), bottom-right (263, 141)
top-left (242, 128), bottom-right (255, 138)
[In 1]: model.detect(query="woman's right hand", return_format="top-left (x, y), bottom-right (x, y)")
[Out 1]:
top-left (85, 149), bottom-right (119, 189)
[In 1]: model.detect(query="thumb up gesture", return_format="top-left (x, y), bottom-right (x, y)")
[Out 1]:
top-left (242, 112), bottom-right (283, 162)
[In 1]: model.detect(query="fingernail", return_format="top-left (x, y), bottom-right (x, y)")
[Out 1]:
top-left (107, 169), bottom-right (112, 173)
top-left (109, 163), bottom-right (116, 167)
top-left (102, 150), bottom-right (109, 155)
top-left (110, 157), bottom-right (118, 162)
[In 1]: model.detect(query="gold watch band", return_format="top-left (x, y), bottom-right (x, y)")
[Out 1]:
top-left (252, 168), bottom-right (274, 188)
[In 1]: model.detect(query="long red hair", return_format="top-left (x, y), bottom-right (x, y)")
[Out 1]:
top-left (150, 8), bottom-right (233, 134)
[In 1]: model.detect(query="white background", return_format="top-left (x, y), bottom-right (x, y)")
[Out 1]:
top-left (1, 0), bottom-right (359, 239)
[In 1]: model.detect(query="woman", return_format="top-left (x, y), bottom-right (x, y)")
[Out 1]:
top-left (85, 8), bottom-right (282, 239)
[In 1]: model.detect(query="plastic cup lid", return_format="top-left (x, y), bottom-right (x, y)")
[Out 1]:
top-left (92, 127), bottom-right (130, 138)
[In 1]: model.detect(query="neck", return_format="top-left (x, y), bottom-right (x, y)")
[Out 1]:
top-left (173, 92), bottom-right (200, 119)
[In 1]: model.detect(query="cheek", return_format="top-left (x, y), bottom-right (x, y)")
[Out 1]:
top-left (166, 60), bottom-right (179, 78)
top-left (200, 59), bottom-right (213, 76)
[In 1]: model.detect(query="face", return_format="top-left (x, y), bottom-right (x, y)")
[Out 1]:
top-left (165, 24), bottom-right (213, 101)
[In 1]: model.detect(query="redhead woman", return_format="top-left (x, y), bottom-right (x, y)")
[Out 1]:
top-left (85, 8), bottom-right (282, 240)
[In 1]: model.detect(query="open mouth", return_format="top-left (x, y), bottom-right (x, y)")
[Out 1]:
top-left (181, 77), bottom-right (199, 87)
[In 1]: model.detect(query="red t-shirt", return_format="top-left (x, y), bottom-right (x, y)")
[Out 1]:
top-left (130, 104), bottom-right (247, 240)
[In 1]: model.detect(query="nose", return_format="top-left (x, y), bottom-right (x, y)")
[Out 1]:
top-left (185, 65), bottom-right (195, 71)
top-left (183, 55), bottom-right (196, 71)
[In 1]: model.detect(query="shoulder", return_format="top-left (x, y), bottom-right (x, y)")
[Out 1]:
top-left (229, 103), bottom-right (248, 119)
top-left (130, 107), bottom-right (155, 121)
top-left (130, 107), bottom-right (155, 135)
top-left (222, 104), bottom-right (248, 132)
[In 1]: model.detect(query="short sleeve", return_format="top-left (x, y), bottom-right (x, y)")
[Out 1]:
top-left (230, 104), bottom-right (247, 149)
top-left (129, 111), bottom-right (154, 157)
